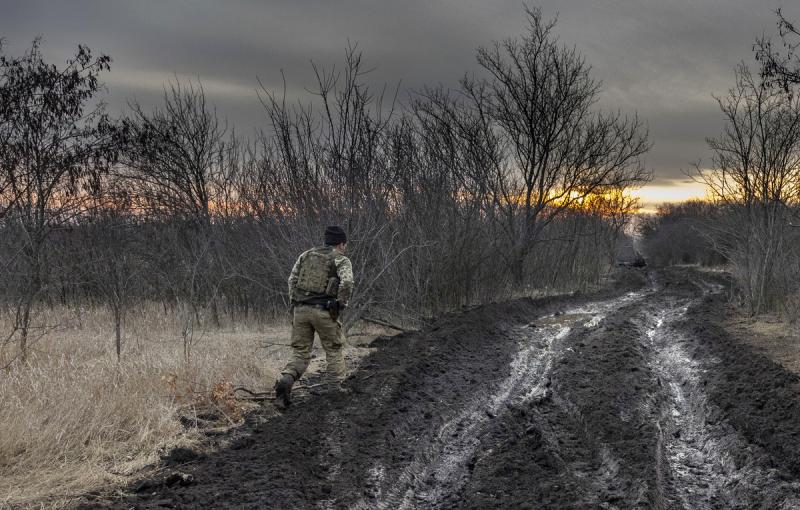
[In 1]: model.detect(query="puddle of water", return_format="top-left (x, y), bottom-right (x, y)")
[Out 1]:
top-left (536, 313), bottom-right (592, 327)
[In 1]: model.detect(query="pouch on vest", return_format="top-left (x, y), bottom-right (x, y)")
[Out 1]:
top-left (325, 277), bottom-right (340, 297)
top-left (296, 249), bottom-right (336, 295)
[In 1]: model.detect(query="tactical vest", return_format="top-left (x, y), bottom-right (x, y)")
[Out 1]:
top-left (296, 246), bottom-right (339, 300)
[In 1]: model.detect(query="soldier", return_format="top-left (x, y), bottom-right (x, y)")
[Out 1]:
top-left (274, 226), bottom-right (354, 409)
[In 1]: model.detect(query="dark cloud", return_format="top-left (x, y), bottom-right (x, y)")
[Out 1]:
top-left (0, 0), bottom-right (793, 185)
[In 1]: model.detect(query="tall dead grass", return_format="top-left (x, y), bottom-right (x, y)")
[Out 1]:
top-left (0, 305), bottom-right (291, 509)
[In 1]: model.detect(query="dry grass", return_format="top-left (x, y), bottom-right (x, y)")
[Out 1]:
top-left (0, 304), bottom-right (323, 509)
top-left (728, 312), bottom-right (800, 376)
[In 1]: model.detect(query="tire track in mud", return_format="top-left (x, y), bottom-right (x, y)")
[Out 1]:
top-left (454, 288), bottom-right (667, 508)
top-left (355, 290), bottom-right (651, 509)
top-left (646, 298), bottom-right (730, 508)
top-left (316, 409), bottom-right (345, 510)
top-left (451, 271), bottom-right (800, 509)
top-left (642, 277), bottom-right (800, 509)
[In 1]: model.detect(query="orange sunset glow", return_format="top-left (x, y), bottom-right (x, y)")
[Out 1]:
top-left (633, 180), bottom-right (708, 214)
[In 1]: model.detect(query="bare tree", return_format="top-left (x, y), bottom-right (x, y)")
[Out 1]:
top-left (117, 80), bottom-right (232, 337)
top-left (0, 42), bottom-right (15, 221)
top-left (77, 206), bottom-right (145, 362)
top-left (0, 39), bottom-right (115, 362)
top-left (697, 63), bottom-right (800, 314)
top-left (118, 80), bottom-right (228, 221)
top-left (422, 7), bottom-right (651, 283)
top-left (756, 8), bottom-right (800, 93)
top-left (409, 90), bottom-right (511, 311)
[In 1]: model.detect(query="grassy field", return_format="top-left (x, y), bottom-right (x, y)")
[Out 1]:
top-left (0, 305), bottom-right (379, 509)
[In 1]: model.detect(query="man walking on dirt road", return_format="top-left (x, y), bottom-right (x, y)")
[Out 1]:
top-left (274, 226), bottom-right (354, 409)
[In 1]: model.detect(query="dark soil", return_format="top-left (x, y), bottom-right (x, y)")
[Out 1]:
top-left (78, 268), bottom-right (800, 509)
top-left (679, 287), bottom-right (800, 478)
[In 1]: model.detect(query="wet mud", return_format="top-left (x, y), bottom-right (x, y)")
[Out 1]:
top-left (81, 268), bottom-right (800, 509)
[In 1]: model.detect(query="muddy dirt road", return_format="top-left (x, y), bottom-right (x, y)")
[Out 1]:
top-left (86, 268), bottom-right (800, 509)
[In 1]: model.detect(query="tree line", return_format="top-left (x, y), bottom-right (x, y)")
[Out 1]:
top-left (641, 9), bottom-right (800, 315)
top-left (0, 8), bottom-right (650, 364)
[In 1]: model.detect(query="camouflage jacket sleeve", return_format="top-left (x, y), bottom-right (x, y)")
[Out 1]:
top-left (334, 253), bottom-right (354, 306)
top-left (287, 251), bottom-right (306, 303)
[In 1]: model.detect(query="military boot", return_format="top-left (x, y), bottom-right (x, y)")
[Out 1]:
top-left (322, 373), bottom-right (352, 396)
top-left (274, 374), bottom-right (295, 410)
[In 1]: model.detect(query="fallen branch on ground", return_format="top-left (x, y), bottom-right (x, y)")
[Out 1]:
top-left (233, 386), bottom-right (272, 401)
top-left (259, 341), bottom-right (290, 348)
top-left (361, 316), bottom-right (409, 332)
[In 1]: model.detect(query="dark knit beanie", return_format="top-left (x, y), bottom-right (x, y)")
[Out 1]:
top-left (324, 226), bottom-right (347, 246)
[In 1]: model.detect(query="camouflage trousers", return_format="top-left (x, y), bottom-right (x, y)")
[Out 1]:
top-left (280, 305), bottom-right (346, 381)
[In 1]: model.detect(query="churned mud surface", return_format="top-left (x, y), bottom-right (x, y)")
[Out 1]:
top-left (80, 268), bottom-right (800, 509)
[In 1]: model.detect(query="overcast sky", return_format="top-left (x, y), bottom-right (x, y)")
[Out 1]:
top-left (1, 0), bottom-right (794, 201)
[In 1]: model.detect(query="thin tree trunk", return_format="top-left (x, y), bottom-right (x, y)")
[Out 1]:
top-left (18, 299), bottom-right (32, 363)
top-left (114, 305), bottom-right (123, 362)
